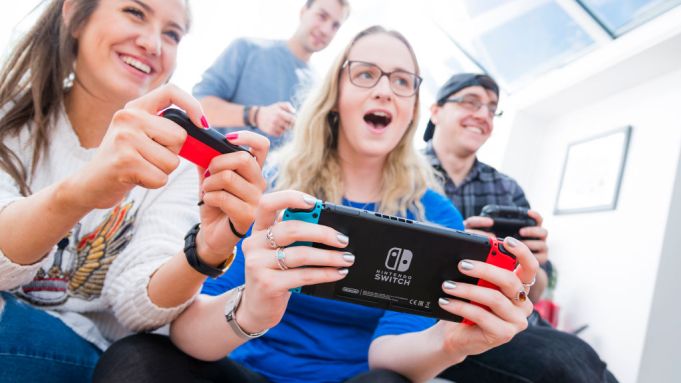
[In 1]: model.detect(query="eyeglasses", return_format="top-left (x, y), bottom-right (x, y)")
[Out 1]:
top-left (441, 94), bottom-right (503, 117)
top-left (343, 60), bottom-right (422, 97)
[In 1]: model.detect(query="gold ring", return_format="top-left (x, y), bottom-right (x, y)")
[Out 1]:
top-left (514, 289), bottom-right (527, 302)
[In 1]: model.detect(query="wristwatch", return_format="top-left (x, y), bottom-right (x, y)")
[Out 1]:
top-left (224, 285), bottom-right (268, 340)
top-left (184, 223), bottom-right (234, 278)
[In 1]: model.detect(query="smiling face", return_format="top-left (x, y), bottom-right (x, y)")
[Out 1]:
top-left (295, 0), bottom-right (346, 54)
top-left (336, 33), bottom-right (418, 161)
top-left (71, 0), bottom-right (188, 103)
top-left (430, 85), bottom-right (497, 156)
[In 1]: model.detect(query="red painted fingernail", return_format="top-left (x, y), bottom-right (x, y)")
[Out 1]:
top-left (200, 115), bottom-right (209, 128)
top-left (225, 133), bottom-right (238, 140)
top-left (203, 169), bottom-right (211, 178)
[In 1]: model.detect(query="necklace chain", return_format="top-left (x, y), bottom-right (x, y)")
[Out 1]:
top-left (342, 197), bottom-right (376, 211)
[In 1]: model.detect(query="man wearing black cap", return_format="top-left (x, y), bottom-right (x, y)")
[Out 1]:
top-left (423, 73), bottom-right (550, 301)
top-left (426, 74), bottom-right (618, 383)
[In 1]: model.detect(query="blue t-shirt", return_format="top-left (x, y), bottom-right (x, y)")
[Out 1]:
top-left (202, 190), bottom-right (463, 383)
top-left (193, 38), bottom-right (312, 149)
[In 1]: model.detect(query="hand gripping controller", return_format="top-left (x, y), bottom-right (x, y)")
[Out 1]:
top-left (282, 200), bottom-right (323, 248)
top-left (283, 201), bottom-right (519, 323)
top-left (462, 238), bottom-right (517, 325)
top-left (282, 201), bottom-right (323, 292)
top-left (161, 108), bottom-right (249, 168)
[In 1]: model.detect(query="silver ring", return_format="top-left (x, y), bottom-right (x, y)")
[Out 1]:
top-left (522, 276), bottom-right (536, 290)
top-left (266, 226), bottom-right (279, 249)
top-left (275, 248), bottom-right (289, 271)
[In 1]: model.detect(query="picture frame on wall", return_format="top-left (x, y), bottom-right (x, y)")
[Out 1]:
top-left (554, 126), bottom-right (632, 214)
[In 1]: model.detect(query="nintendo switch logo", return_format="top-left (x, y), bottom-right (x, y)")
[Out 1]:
top-left (385, 248), bottom-right (413, 272)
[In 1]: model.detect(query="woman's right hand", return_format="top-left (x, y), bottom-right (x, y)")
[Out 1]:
top-left (235, 190), bottom-right (354, 335)
top-left (435, 236), bottom-right (538, 360)
top-left (63, 84), bottom-right (204, 210)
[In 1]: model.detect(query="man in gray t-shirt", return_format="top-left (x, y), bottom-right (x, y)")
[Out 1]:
top-left (193, 0), bottom-right (350, 149)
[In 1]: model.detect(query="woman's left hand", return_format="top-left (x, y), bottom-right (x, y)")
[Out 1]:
top-left (436, 236), bottom-right (538, 359)
top-left (195, 132), bottom-right (269, 266)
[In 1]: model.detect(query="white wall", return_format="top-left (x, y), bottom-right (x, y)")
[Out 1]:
top-left (496, 40), bottom-right (681, 383)
top-left (637, 136), bottom-right (681, 382)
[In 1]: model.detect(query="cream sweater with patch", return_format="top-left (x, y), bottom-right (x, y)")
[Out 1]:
top-left (0, 111), bottom-right (200, 349)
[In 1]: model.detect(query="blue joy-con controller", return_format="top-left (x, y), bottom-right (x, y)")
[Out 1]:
top-left (282, 200), bottom-right (323, 247)
top-left (281, 200), bottom-right (323, 293)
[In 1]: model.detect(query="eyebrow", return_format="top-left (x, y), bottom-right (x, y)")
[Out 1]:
top-left (379, 64), bottom-right (416, 74)
top-left (317, 7), bottom-right (342, 29)
top-left (130, 0), bottom-right (186, 33)
top-left (461, 93), bottom-right (498, 104)
top-left (393, 66), bottom-right (416, 74)
top-left (131, 0), bottom-right (152, 13)
top-left (349, 60), bottom-right (416, 75)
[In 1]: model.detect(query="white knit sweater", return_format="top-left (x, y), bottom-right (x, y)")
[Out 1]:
top-left (0, 111), bottom-right (200, 350)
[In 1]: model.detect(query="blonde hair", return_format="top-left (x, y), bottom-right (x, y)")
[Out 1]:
top-left (272, 26), bottom-right (441, 220)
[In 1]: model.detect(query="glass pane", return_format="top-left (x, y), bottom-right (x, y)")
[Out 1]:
top-left (578, 0), bottom-right (681, 35)
top-left (471, 1), bottom-right (595, 87)
top-left (463, 0), bottom-right (509, 17)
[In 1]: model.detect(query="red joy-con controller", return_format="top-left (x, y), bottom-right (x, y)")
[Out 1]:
top-left (462, 238), bottom-right (517, 325)
top-left (161, 108), bottom-right (249, 169)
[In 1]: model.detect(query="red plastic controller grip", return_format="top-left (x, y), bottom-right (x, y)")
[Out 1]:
top-left (179, 134), bottom-right (222, 169)
top-left (462, 238), bottom-right (517, 325)
top-left (161, 108), bottom-right (248, 169)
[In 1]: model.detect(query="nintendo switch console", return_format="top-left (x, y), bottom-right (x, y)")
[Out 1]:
top-left (480, 204), bottom-right (536, 240)
top-left (283, 201), bottom-right (517, 322)
top-left (161, 108), bottom-right (248, 168)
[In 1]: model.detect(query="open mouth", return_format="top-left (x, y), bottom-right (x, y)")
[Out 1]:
top-left (363, 111), bottom-right (392, 130)
top-left (121, 55), bottom-right (152, 75)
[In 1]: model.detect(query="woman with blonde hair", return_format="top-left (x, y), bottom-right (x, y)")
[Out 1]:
top-left (268, 30), bottom-right (437, 219)
top-left (0, 1), bottom-right (268, 382)
top-left (96, 25), bottom-right (537, 383)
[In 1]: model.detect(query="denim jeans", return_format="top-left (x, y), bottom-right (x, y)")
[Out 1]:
top-left (438, 314), bottom-right (619, 383)
top-left (0, 292), bottom-right (101, 383)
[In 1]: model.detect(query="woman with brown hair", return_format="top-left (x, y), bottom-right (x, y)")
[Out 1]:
top-left (0, 1), bottom-right (268, 381)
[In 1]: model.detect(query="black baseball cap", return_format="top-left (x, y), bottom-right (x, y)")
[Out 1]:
top-left (423, 73), bottom-right (500, 142)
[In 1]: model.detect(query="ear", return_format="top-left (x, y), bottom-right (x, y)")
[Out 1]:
top-left (62, 0), bottom-right (81, 38)
top-left (429, 104), bottom-right (440, 125)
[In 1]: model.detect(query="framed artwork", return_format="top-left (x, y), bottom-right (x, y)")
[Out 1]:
top-left (554, 126), bottom-right (632, 214)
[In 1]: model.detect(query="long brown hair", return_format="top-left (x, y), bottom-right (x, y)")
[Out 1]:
top-left (0, 0), bottom-right (98, 195)
top-left (0, 0), bottom-right (191, 195)
top-left (272, 26), bottom-right (441, 219)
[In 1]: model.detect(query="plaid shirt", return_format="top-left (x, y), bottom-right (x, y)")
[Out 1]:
top-left (424, 141), bottom-right (530, 219)
top-left (425, 143), bottom-right (555, 315)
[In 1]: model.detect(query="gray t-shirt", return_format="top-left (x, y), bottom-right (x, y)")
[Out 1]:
top-left (193, 38), bottom-right (312, 149)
